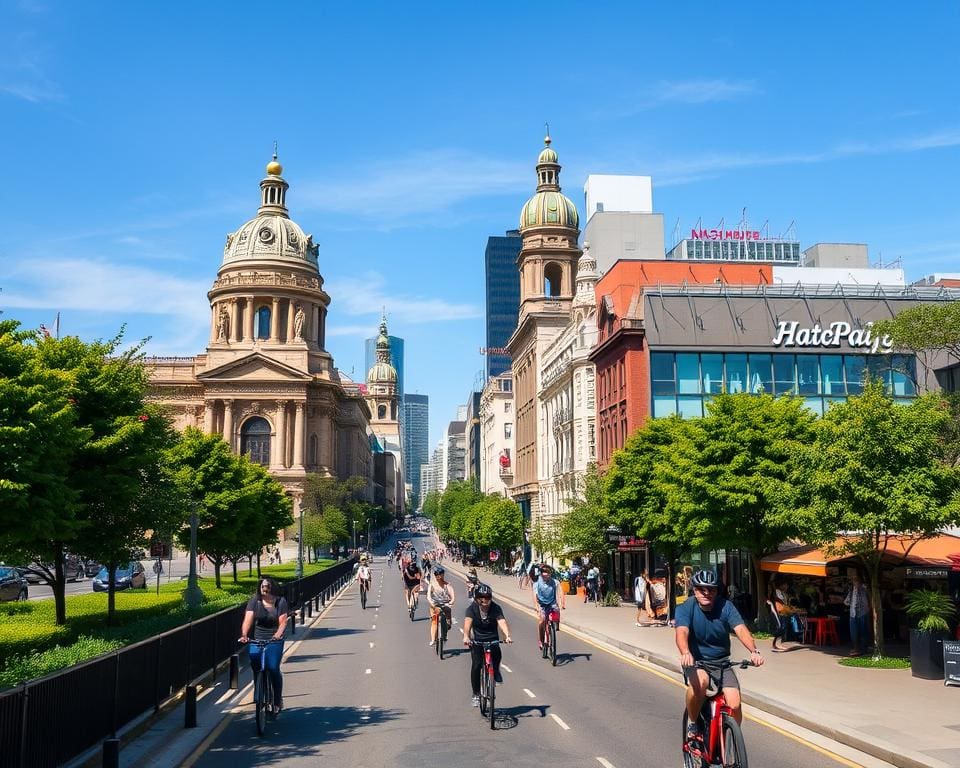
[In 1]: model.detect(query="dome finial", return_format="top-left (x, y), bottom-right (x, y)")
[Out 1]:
top-left (266, 141), bottom-right (283, 176)
top-left (544, 122), bottom-right (551, 146)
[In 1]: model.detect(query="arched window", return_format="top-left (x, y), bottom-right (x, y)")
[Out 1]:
top-left (378, 404), bottom-right (387, 419)
top-left (256, 307), bottom-right (271, 339)
top-left (240, 417), bottom-right (271, 466)
top-left (309, 434), bottom-right (318, 466)
top-left (544, 263), bottom-right (563, 297)
top-left (391, 402), bottom-right (397, 419)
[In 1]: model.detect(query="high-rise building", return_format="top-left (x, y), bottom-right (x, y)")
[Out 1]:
top-left (464, 391), bottom-right (482, 487)
top-left (403, 393), bottom-right (429, 507)
top-left (485, 230), bottom-right (522, 378)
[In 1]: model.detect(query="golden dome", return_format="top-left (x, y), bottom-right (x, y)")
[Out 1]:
top-left (266, 158), bottom-right (283, 176)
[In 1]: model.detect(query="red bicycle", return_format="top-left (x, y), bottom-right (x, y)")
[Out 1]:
top-left (540, 607), bottom-right (560, 666)
top-left (682, 659), bottom-right (750, 768)
top-left (471, 640), bottom-right (500, 730)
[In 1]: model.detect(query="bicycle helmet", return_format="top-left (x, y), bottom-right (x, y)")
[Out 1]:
top-left (474, 583), bottom-right (493, 599)
top-left (467, 568), bottom-right (478, 583)
top-left (433, 565), bottom-right (445, 576)
top-left (691, 569), bottom-right (718, 588)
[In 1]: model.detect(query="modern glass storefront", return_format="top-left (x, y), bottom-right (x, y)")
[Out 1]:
top-left (651, 350), bottom-right (916, 418)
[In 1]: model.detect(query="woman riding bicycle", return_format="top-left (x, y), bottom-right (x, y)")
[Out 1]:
top-left (462, 583), bottom-right (512, 708)
top-left (675, 569), bottom-right (763, 752)
top-left (239, 576), bottom-right (289, 714)
top-left (466, 568), bottom-right (479, 599)
top-left (427, 566), bottom-right (455, 646)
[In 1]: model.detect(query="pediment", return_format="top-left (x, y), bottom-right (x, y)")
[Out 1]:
top-left (197, 353), bottom-right (312, 383)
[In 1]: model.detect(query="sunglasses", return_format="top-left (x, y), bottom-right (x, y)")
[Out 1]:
top-left (694, 585), bottom-right (717, 593)
top-left (477, 596), bottom-right (492, 601)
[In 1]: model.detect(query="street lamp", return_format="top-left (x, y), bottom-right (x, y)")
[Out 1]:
top-left (352, 519), bottom-right (357, 553)
top-left (295, 505), bottom-right (304, 580)
top-left (183, 503), bottom-right (203, 609)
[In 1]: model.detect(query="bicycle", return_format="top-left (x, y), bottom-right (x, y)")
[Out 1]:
top-left (408, 589), bottom-right (419, 621)
top-left (359, 578), bottom-right (369, 610)
top-left (682, 659), bottom-right (750, 768)
top-left (471, 640), bottom-right (500, 729)
top-left (241, 639), bottom-right (283, 737)
top-left (540, 607), bottom-right (559, 666)
top-left (434, 607), bottom-right (449, 660)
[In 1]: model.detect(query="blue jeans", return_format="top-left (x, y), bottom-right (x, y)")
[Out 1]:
top-left (849, 614), bottom-right (869, 651)
top-left (249, 641), bottom-right (284, 705)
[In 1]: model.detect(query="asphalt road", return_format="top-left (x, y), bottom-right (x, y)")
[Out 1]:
top-left (190, 536), bottom-right (853, 768)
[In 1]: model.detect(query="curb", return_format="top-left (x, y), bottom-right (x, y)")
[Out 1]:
top-left (445, 561), bottom-right (946, 768)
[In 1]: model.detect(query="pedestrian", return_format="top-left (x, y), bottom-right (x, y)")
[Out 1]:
top-left (844, 573), bottom-right (871, 657)
top-left (274, 547), bottom-right (282, 565)
top-left (634, 569), bottom-right (649, 626)
top-left (586, 564), bottom-right (600, 603)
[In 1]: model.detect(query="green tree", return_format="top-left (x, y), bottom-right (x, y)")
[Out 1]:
top-left (477, 496), bottom-right (523, 556)
top-left (795, 381), bottom-right (960, 657)
top-left (873, 303), bottom-right (960, 391)
top-left (231, 461), bottom-right (292, 582)
top-left (0, 320), bottom-right (83, 625)
top-left (606, 416), bottom-right (706, 617)
top-left (440, 481), bottom-right (481, 545)
top-left (422, 490), bottom-right (441, 526)
top-left (560, 464), bottom-right (611, 565)
top-left (685, 393), bottom-right (816, 622)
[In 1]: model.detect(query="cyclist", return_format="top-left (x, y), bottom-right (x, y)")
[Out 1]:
top-left (422, 553), bottom-right (432, 582)
top-left (676, 569), bottom-right (763, 753)
top-left (356, 555), bottom-right (372, 594)
top-left (466, 567), bottom-right (479, 599)
top-left (533, 563), bottom-right (565, 651)
top-left (462, 583), bottom-right (512, 707)
top-left (402, 557), bottom-right (423, 611)
top-left (239, 576), bottom-right (289, 714)
top-left (427, 565), bottom-right (455, 646)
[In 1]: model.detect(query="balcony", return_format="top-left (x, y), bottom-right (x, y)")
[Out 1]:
top-left (552, 458), bottom-right (573, 476)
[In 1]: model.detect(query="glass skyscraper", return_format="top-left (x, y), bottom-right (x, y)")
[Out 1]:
top-left (484, 230), bottom-right (521, 378)
top-left (403, 394), bottom-right (429, 506)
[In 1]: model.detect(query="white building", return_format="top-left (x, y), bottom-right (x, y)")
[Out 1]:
top-left (479, 371), bottom-right (514, 496)
top-left (583, 175), bottom-right (663, 274)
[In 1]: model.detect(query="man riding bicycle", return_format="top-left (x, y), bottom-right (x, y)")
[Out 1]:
top-left (675, 569), bottom-right (763, 752)
top-left (466, 567), bottom-right (479, 599)
top-left (356, 555), bottom-right (371, 591)
top-left (402, 558), bottom-right (422, 610)
top-left (462, 583), bottom-right (512, 707)
top-left (532, 563), bottom-right (565, 650)
top-left (427, 566), bottom-right (455, 646)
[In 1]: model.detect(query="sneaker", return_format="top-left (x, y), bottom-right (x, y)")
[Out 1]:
top-left (471, 694), bottom-right (480, 707)
top-left (684, 724), bottom-right (703, 755)
top-left (428, 640), bottom-right (435, 646)
top-left (494, 670), bottom-right (503, 683)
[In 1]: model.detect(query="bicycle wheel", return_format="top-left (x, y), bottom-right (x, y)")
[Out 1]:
top-left (437, 614), bottom-right (446, 660)
top-left (361, 584), bottom-right (367, 610)
top-left (549, 622), bottom-right (557, 666)
top-left (681, 711), bottom-right (707, 768)
top-left (721, 713), bottom-right (748, 768)
top-left (541, 624), bottom-right (549, 659)
top-left (255, 669), bottom-right (268, 736)
top-left (487, 667), bottom-right (496, 729)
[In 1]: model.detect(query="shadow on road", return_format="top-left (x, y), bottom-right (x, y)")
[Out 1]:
top-left (308, 627), bottom-right (367, 640)
top-left (497, 704), bottom-right (549, 719)
top-left (555, 652), bottom-right (592, 666)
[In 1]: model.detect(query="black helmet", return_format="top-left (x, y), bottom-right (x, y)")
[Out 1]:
top-left (467, 572), bottom-right (478, 583)
top-left (474, 583), bottom-right (493, 599)
top-left (433, 565), bottom-right (445, 576)
top-left (691, 569), bottom-right (718, 588)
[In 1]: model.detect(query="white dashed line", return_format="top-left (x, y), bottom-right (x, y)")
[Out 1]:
top-left (372, 624), bottom-right (376, 629)
top-left (369, 642), bottom-right (375, 648)
top-left (551, 714), bottom-right (570, 731)
top-left (596, 759), bottom-right (616, 768)
top-left (500, 664), bottom-right (512, 673)
top-left (365, 669), bottom-right (372, 674)
top-left (523, 688), bottom-right (536, 699)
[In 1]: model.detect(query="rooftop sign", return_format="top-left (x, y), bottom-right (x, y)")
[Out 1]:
top-left (691, 228), bottom-right (767, 242)
top-left (771, 320), bottom-right (893, 354)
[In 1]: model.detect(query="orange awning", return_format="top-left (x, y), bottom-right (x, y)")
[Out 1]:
top-left (760, 533), bottom-right (960, 577)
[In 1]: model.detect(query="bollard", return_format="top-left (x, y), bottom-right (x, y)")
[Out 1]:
top-left (314, 594), bottom-right (320, 611)
top-left (185, 685), bottom-right (198, 728)
top-left (229, 653), bottom-right (239, 690)
top-left (321, 589), bottom-right (326, 607)
top-left (103, 737), bottom-right (120, 768)
top-left (306, 601), bottom-right (313, 618)
top-left (290, 611), bottom-right (297, 634)
top-left (300, 604), bottom-right (306, 623)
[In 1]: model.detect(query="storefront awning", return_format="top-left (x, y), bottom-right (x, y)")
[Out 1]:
top-left (760, 533), bottom-right (960, 577)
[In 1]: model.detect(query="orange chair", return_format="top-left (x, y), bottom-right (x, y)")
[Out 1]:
top-left (821, 618), bottom-right (839, 646)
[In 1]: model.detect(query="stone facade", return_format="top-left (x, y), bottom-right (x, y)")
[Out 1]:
top-left (479, 371), bottom-right (514, 497)
top-left (146, 156), bottom-right (373, 513)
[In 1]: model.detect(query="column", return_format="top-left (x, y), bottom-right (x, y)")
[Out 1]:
top-left (230, 299), bottom-right (240, 343)
top-left (209, 304), bottom-right (217, 343)
top-left (203, 400), bottom-right (215, 434)
top-left (285, 299), bottom-right (295, 342)
top-left (311, 304), bottom-right (319, 346)
top-left (243, 297), bottom-right (254, 342)
top-left (270, 298), bottom-right (280, 342)
top-left (273, 401), bottom-right (288, 468)
top-left (293, 401), bottom-right (305, 468)
top-left (223, 399), bottom-right (234, 450)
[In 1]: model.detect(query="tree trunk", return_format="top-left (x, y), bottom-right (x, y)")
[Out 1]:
top-left (214, 561), bottom-right (222, 589)
top-left (256, 553), bottom-right (261, 581)
top-left (248, 555), bottom-right (253, 576)
top-left (754, 560), bottom-right (771, 630)
top-left (231, 559), bottom-right (238, 583)
top-left (53, 550), bottom-right (67, 626)
top-left (107, 561), bottom-right (117, 626)
top-left (868, 564), bottom-right (884, 659)
top-left (666, 559), bottom-right (676, 621)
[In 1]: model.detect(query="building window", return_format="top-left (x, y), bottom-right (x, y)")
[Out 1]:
top-left (240, 417), bottom-right (271, 466)
top-left (309, 434), bottom-right (318, 466)
top-left (505, 402), bottom-right (512, 413)
top-left (256, 307), bottom-right (271, 339)
top-left (378, 404), bottom-right (387, 419)
top-left (504, 423), bottom-right (512, 439)
top-left (544, 263), bottom-right (563, 297)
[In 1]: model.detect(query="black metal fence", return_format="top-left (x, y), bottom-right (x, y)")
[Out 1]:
top-left (0, 558), bottom-right (356, 768)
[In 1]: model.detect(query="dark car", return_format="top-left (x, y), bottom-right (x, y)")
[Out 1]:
top-left (0, 567), bottom-right (28, 602)
top-left (92, 562), bottom-right (147, 592)
top-left (21, 554), bottom-right (91, 584)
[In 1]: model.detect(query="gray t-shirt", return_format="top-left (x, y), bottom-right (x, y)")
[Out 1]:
top-left (246, 596), bottom-right (289, 641)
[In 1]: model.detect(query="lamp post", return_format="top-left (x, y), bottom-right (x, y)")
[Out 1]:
top-left (183, 503), bottom-right (203, 609)
top-left (295, 505), bottom-right (304, 580)
top-left (352, 519), bottom-right (357, 553)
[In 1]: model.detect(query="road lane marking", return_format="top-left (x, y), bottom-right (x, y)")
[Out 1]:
top-left (369, 642), bottom-right (375, 648)
top-left (596, 759), bottom-right (616, 768)
top-left (550, 714), bottom-right (570, 731)
top-left (372, 624), bottom-right (376, 629)
top-left (523, 688), bottom-right (536, 698)
top-left (501, 664), bottom-right (512, 673)
top-left (365, 668), bottom-right (372, 674)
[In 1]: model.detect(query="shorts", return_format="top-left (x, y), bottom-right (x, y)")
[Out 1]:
top-left (536, 603), bottom-right (559, 621)
top-left (403, 580), bottom-right (420, 590)
top-left (682, 662), bottom-right (740, 693)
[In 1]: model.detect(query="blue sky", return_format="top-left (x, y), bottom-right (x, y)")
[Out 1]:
top-left (2, 2), bottom-right (958, 448)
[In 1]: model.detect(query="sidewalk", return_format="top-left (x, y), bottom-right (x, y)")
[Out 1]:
top-left (446, 560), bottom-right (960, 768)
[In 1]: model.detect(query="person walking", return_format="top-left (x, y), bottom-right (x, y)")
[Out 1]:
top-left (634, 569), bottom-right (649, 626)
top-left (844, 573), bottom-right (871, 657)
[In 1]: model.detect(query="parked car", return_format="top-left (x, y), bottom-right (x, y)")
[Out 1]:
top-left (92, 562), bottom-right (147, 592)
top-left (0, 566), bottom-right (28, 602)
top-left (20, 553), bottom-right (91, 584)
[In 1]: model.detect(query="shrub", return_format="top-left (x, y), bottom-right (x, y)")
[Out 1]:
top-left (905, 589), bottom-right (955, 633)
top-left (603, 590), bottom-right (622, 607)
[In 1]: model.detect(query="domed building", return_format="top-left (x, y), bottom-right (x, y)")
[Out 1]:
top-left (365, 315), bottom-right (404, 517)
top-left (505, 133), bottom-right (582, 531)
top-left (146, 156), bottom-right (374, 513)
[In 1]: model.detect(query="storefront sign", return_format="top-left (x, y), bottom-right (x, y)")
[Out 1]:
top-left (771, 320), bottom-right (893, 354)
top-left (690, 228), bottom-right (766, 241)
top-left (616, 536), bottom-right (648, 552)
top-left (905, 566), bottom-right (949, 579)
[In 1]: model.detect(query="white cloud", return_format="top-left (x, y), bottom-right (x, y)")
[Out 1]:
top-left (0, 26), bottom-right (62, 104)
top-left (326, 324), bottom-right (379, 338)
top-left (298, 149), bottom-right (528, 224)
top-left (326, 272), bottom-right (481, 324)
top-left (595, 78), bottom-right (758, 119)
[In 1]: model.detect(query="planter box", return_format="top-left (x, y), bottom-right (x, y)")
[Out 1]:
top-left (577, 586), bottom-right (587, 598)
top-left (910, 628), bottom-right (948, 679)
top-left (561, 581), bottom-right (574, 595)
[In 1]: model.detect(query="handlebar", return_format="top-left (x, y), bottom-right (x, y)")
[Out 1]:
top-left (238, 638), bottom-right (284, 647)
top-left (694, 659), bottom-right (752, 671)
top-left (468, 640), bottom-right (501, 648)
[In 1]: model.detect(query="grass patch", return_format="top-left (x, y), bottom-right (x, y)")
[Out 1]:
top-left (837, 655), bottom-right (910, 669)
top-left (0, 560), bottom-right (334, 689)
